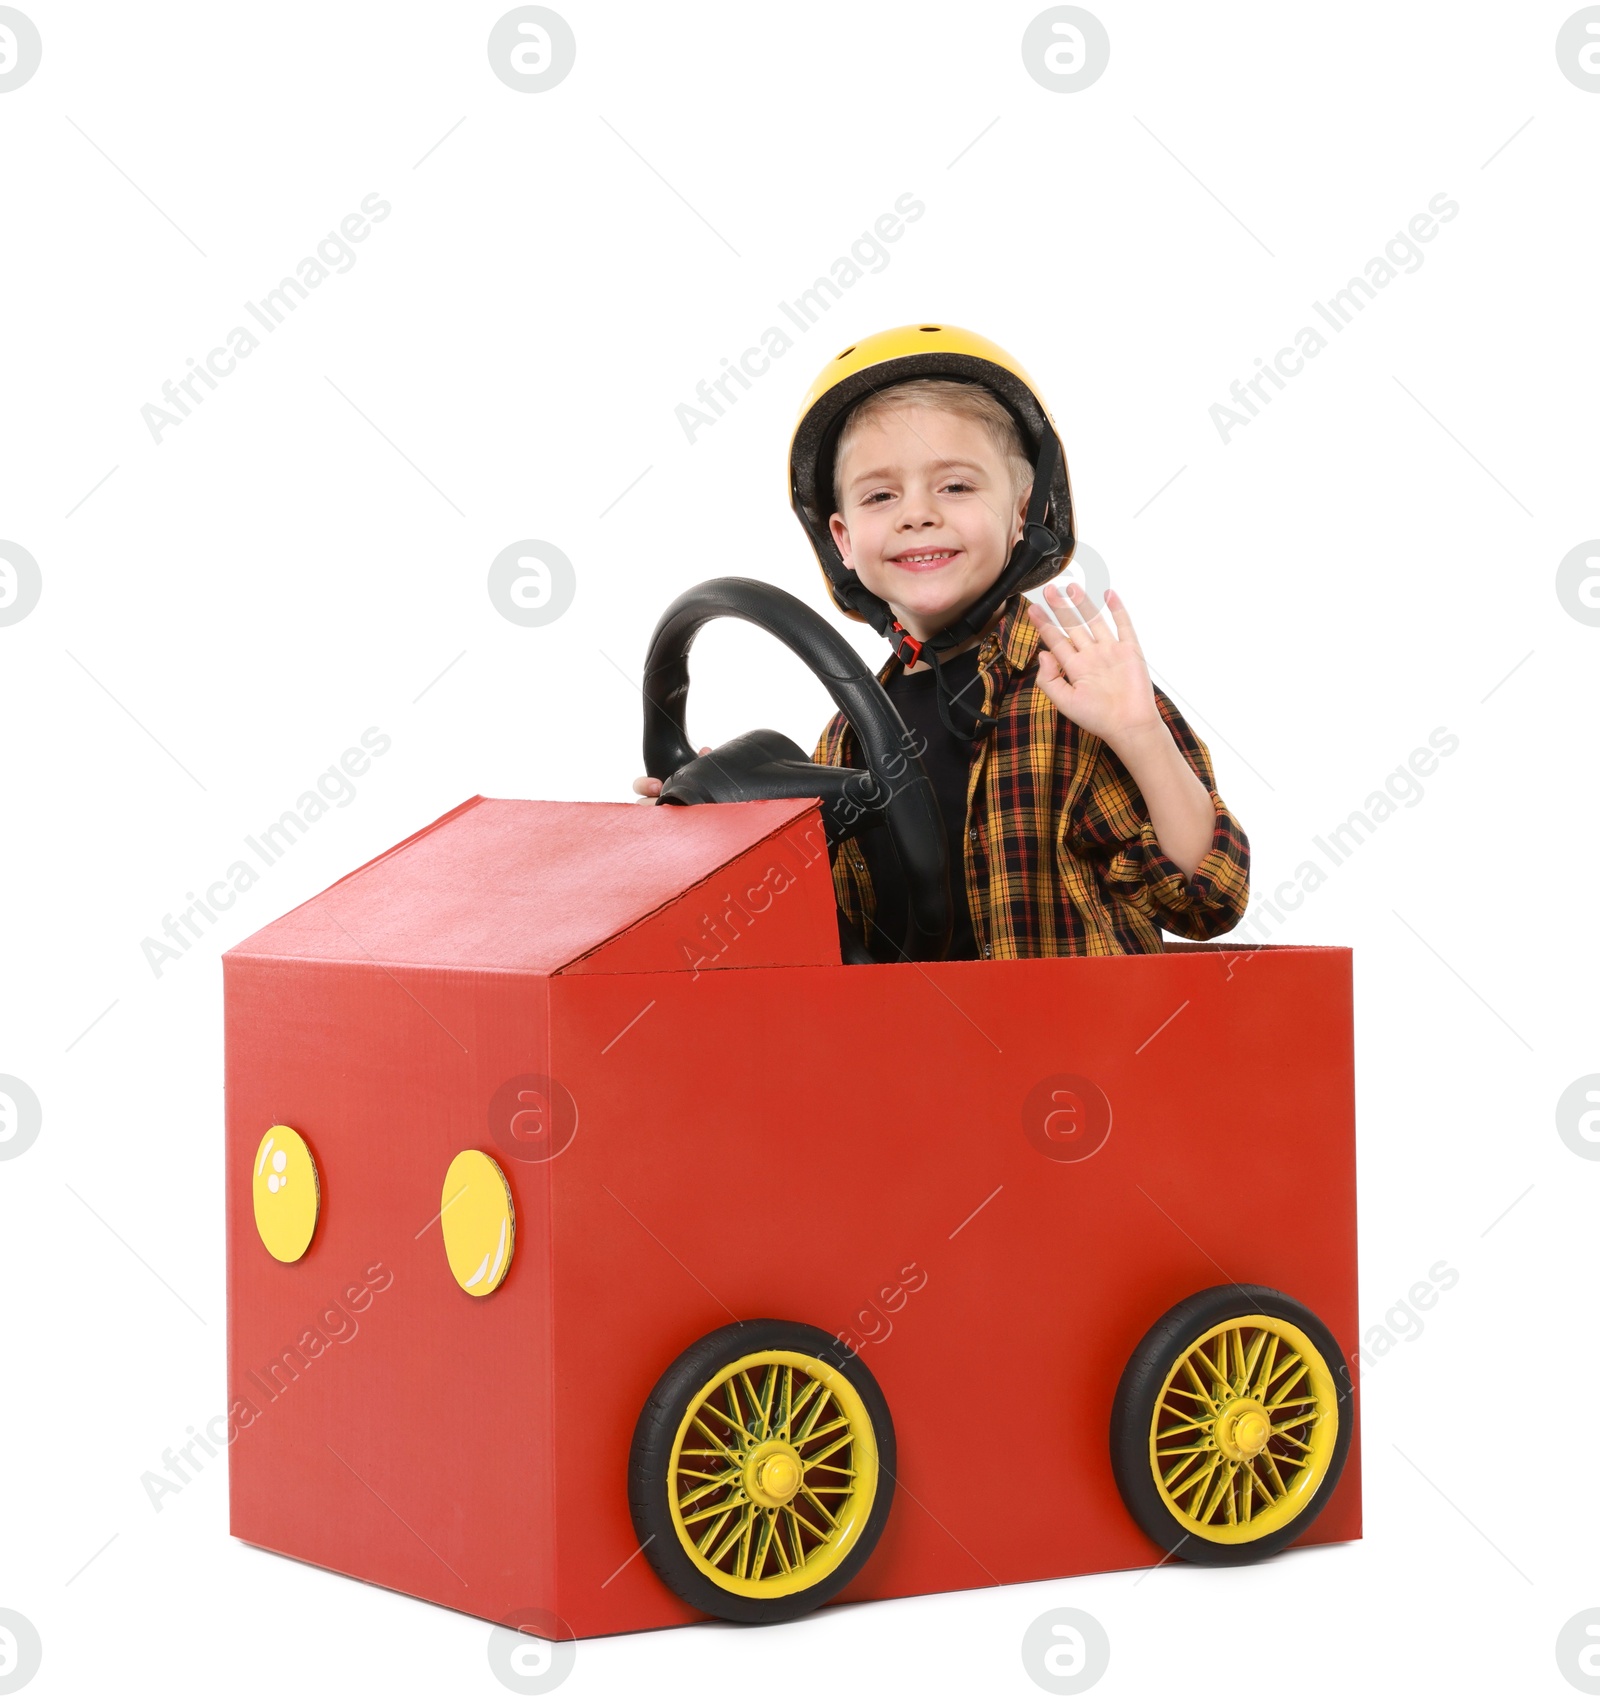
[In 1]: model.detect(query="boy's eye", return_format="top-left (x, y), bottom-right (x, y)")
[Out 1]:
top-left (862, 480), bottom-right (974, 504)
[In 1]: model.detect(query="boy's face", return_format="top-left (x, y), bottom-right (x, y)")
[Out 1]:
top-left (828, 405), bottom-right (1030, 641)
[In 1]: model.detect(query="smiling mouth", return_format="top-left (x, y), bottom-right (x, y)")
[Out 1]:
top-left (889, 549), bottom-right (960, 569)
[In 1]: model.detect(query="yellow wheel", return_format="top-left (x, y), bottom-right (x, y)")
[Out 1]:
top-left (630, 1320), bottom-right (896, 1623)
top-left (1112, 1285), bottom-right (1353, 1564)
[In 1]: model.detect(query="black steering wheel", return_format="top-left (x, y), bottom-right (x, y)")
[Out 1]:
top-left (642, 577), bottom-right (951, 965)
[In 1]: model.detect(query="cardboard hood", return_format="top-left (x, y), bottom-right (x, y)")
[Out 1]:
top-left (223, 795), bottom-right (843, 977)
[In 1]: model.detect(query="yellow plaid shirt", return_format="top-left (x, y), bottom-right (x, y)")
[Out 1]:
top-left (812, 591), bottom-right (1251, 957)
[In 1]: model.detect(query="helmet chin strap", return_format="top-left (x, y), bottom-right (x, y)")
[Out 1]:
top-left (843, 430), bottom-right (1062, 742)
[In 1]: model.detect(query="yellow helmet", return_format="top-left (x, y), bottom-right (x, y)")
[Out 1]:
top-left (788, 322), bottom-right (1075, 641)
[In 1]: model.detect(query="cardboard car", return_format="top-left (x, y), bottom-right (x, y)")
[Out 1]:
top-left (222, 579), bottom-right (1359, 1637)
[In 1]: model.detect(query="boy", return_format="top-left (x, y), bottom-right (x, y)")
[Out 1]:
top-left (639, 323), bottom-right (1249, 962)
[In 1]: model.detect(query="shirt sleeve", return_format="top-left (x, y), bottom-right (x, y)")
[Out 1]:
top-left (1063, 687), bottom-right (1251, 941)
top-left (812, 713), bottom-right (875, 952)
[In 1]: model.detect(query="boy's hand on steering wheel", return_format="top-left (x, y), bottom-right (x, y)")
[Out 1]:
top-left (633, 746), bottom-right (712, 803)
top-left (1028, 584), bottom-right (1162, 756)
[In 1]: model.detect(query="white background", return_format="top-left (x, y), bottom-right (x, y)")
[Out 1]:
top-left (2, 2), bottom-right (1596, 1697)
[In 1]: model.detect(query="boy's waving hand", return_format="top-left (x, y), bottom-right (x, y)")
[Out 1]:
top-left (1027, 582), bottom-right (1160, 749)
top-left (1026, 581), bottom-right (1218, 880)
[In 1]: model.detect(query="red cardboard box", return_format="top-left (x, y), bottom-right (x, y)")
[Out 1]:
top-left (223, 795), bottom-right (1359, 1636)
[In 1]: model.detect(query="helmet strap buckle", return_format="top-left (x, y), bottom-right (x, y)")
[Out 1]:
top-left (888, 619), bottom-right (924, 667)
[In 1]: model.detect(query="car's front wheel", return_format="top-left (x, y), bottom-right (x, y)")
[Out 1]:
top-left (628, 1318), bottom-right (896, 1623)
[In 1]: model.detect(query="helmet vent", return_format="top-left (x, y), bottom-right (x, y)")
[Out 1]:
top-left (918, 325), bottom-right (941, 331)
top-left (835, 346), bottom-right (855, 359)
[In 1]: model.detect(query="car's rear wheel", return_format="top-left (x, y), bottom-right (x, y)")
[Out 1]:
top-left (629, 1319), bottom-right (896, 1623)
top-left (1111, 1284), bottom-right (1353, 1565)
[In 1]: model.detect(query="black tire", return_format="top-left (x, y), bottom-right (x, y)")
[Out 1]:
top-left (1110, 1284), bottom-right (1353, 1567)
top-left (629, 1319), bottom-right (897, 1624)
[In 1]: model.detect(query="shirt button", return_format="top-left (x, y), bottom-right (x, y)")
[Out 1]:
top-left (968, 827), bottom-right (979, 843)
top-left (981, 943), bottom-right (992, 958)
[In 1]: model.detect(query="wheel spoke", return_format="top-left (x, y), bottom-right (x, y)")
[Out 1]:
top-left (804, 1431), bottom-right (856, 1471)
top-left (796, 1414), bottom-right (851, 1453)
top-left (711, 1382), bottom-right (762, 1450)
top-left (785, 1505), bottom-right (808, 1564)
top-left (781, 1376), bottom-right (824, 1440)
top-left (682, 1490), bottom-right (745, 1526)
top-left (739, 1371), bottom-right (769, 1441)
top-left (1239, 1460), bottom-right (1253, 1523)
top-left (738, 1508), bottom-right (757, 1578)
top-left (678, 1464), bottom-right (742, 1510)
top-left (694, 1506), bottom-right (732, 1554)
top-left (1161, 1446), bottom-right (1209, 1487)
top-left (1201, 1462), bottom-right (1235, 1524)
top-left (1171, 1455), bottom-right (1219, 1501)
top-left (1268, 1393), bottom-right (1317, 1415)
top-left (708, 1505), bottom-right (754, 1567)
top-left (689, 1415), bottom-right (741, 1463)
top-left (1270, 1421), bottom-right (1315, 1447)
top-left (1245, 1459), bottom-right (1277, 1506)
top-left (1264, 1355), bottom-right (1305, 1403)
top-left (760, 1363), bottom-right (779, 1436)
top-left (1252, 1334), bottom-right (1279, 1401)
top-left (795, 1383), bottom-right (837, 1444)
top-left (1267, 1384), bottom-right (1311, 1415)
top-left (1181, 1358), bottom-right (1220, 1410)
top-left (803, 1476), bottom-right (855, 1495)
top-left (770, 1510), bottom-right (795, 1574)
top-left (683, 1492), bottom-right (748, 1530)
top-left (1258, 1447), bottom-right (1289, 1498)
top-left (1265, 1445), bottom-right (1308, 1481)
top-left (679, 1480), bottom-right (742, 1514)
top-left (799, 1487), bottom-right (840, 1531)
top-left (678, 1464), bottom-right (738, 1485)
top-left (748, 1508), bottom-right (776, 1579)
top-left (1184, 1456), bottom-right (1221, 1518)
top-left (701, 1511), bottom-right (748, 1559)
top-left (1189, 1344), bottom-right (1226, 1389)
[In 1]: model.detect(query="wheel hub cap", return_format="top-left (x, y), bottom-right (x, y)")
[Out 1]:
top-left (744, 1440), bottom-right (804, 1507)
top-left (1214, 1397), bottom-right (1272, 1461)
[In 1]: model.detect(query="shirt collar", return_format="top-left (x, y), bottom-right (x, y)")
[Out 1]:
top-left (987, 590), bottom-right (1044, 675)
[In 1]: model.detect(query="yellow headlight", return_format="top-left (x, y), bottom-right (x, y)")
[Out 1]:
top-left (440, 1149), bottom-right (516, 1297)
top-left (251, 1124), bottom-right (320, 1262)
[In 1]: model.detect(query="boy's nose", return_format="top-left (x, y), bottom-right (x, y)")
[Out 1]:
top-left (896, 500), bottom-right (942, 529)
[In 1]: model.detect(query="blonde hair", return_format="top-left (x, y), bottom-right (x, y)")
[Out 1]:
top-left (831, 377), bottom-right (1033, 512)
